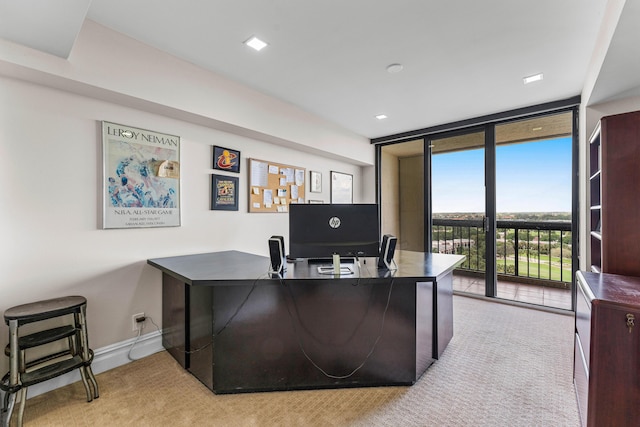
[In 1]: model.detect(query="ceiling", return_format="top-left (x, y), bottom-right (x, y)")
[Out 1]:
top-left (1, 0), bottom-right (638, 140)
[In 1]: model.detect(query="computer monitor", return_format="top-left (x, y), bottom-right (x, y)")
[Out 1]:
top-left (288, 203), bottom-right (380, 259)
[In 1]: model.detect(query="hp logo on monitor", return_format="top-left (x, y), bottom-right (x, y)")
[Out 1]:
top-left (328, 216), bottom-right (341, 229)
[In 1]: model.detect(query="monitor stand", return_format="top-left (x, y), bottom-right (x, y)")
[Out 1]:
top-left (317, 265), bottom-right (354, 275)
top-left (306, 257), bottom-right (356, 264)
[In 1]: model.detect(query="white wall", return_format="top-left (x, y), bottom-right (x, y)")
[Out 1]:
top-left (0, 15), bottom-right (378, 377)
top-left (0, 53), bottom-right (374, 375)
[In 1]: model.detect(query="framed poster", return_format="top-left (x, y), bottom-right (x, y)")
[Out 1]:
top-left (102, 121), bottom-right (180, 229)
top-left (310, 170), bottom-right (322, 192)
top-left (211, 174), bottom-right (239, 211)
top-left (213, 146), bottom-right (240, 173)
top-left (330, 171), bottom-right (353, 204)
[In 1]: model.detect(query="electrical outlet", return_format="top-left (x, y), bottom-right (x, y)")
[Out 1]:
top-left (132, 312), bottom-right (145, 331)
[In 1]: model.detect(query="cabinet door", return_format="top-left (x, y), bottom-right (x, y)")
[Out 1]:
top-left (575, 277), bottom-right (592, 369)
top-left (589, 302), bottom-right (640, 426)
top-left (574, 333), bottom-right (589, 426)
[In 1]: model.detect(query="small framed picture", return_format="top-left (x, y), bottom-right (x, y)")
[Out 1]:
top-left (211, 174), bottom-right (239, 211)
top-left (213, 146), bottom-right (241, 173)
top-left (310, 170), bottom-right (322, 193)
top-left (330, 171), bottom-right (353, 204)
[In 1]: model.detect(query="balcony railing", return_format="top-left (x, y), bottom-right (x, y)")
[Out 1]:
top-left (432, 218), bottom-right (572, 288)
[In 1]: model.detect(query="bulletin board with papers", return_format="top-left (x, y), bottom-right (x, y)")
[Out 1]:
top-left (248, 158), bottom-right (306, 213)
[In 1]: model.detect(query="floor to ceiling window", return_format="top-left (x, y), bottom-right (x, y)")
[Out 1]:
top-left (377, 104), bottom-right (577, 311)
top-left (430, 129), bottom-right (487, 297)
top-left (493, 113), bottom-right (573, 309)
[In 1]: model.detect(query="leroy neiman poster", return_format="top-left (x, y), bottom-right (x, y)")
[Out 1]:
top-left (102, 121), bottom-right (181, 229)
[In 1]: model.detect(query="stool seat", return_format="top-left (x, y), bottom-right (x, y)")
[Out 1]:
top-left (4, 296), bottom-right (87, 325)
top-left (1, 296), bottom-right (98, 427)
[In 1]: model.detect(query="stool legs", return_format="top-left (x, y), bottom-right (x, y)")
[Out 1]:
top-left (15, 388), bottom-right (26, 427)
top-left (77, 306), bottom-right (99, 400)
top-left (1, 320), bottom-right (20, 427)
top-left (85, 365), bottom-right (99, 400)
top-left (8, 321), bottom-right (18, 398)
top-left (2, 392), bottom-right (15, 427)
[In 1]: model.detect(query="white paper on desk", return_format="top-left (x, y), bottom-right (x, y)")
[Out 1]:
top-left (250, 160), bottom-right (268, 187)
top-left (268, 165), bottom-right (279, 174)
top-left (295, 169), bottom-right (304, 186)
top-left (291, 185), bottom-right (299, 199)
top-left (281, 168), bottom-right (294, 183)
top-left (263, 189), bottom-right (273, 205)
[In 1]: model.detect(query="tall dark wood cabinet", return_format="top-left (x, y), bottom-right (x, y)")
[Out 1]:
top-left (577, 110), bottom-right (640, 426)
top-left (574, 272), bottom-right (640, 427)
top-left (588, 110), bottom-right (640, 275)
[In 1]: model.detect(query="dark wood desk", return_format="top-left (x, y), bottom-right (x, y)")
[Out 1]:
top-left (148, 250), bottom-right (464, 394)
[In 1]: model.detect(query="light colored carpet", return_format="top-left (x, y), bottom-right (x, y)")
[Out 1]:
top-left (22, 296), bottom-right (579, 426)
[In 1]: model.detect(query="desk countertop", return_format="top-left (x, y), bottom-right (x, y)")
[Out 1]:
top-left (147, 250), bottom-right (465, 286)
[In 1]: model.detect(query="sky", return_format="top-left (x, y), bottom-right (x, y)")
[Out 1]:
top-left (431, 137), bottom-right (572, 213)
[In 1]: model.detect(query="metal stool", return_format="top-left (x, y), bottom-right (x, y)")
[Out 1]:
top-left (1, 296), bottom-right (99, 427)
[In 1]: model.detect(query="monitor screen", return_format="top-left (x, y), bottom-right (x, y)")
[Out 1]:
top-left (289, 204), bottom-right (380, 259)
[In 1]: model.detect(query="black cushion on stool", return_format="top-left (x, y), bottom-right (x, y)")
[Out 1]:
top-left (4, 296), bottom-right (87, 325)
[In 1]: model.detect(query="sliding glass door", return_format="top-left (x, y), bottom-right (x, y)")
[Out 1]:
top-left (493, 113), bottom-right (573, 309)
top-left (377, 107), bottom-right (576, 310)
top-left (429, 129), bottom-right (491, 296)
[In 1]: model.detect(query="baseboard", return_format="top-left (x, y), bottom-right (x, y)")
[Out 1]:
top-left (26, 329), bottom-right (164, 399)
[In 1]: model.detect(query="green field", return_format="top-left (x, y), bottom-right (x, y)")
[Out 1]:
top-left (497, 256), bottom-right (572, 282)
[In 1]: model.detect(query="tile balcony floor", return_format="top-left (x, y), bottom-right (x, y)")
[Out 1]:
top-left (453, 273), bottom-right (572, 311)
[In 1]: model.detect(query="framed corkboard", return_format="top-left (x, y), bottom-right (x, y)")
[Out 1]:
top-left (248, 158), bottom-right (306, 213)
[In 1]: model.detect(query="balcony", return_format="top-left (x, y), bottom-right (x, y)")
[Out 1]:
top-left (433, 218), bottom-right (572, 310)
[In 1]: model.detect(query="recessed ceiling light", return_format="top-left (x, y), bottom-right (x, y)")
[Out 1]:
top-left (523, 73), bottom-right (543, 84)
top-left (386, 63), bottom-right (404, 74)
top-left (244, 36), bottom-right (268, 51)
top-left (376, 114), bottom-right (388, 120)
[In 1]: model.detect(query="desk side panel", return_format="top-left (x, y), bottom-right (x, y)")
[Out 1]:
top-left (188, 285), bottom-right (214, 390)
top-left (416, 281), bottom-right (435, 377)
top-left (434, 272), bottom-right (454, 359)
top-left (162, 273), bottom-right (187, 368)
